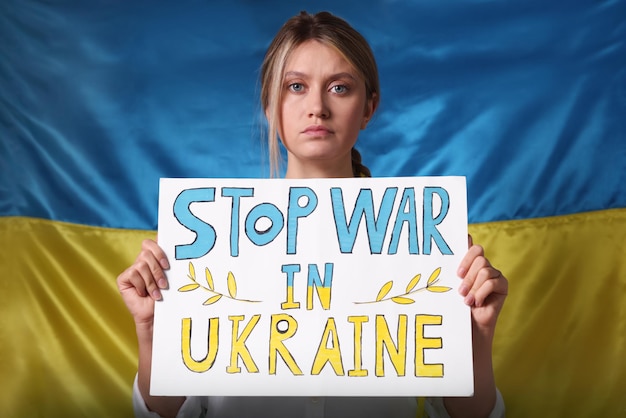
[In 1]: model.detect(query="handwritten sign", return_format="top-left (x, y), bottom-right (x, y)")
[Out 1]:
top-left (151, 177), bottom-right (473, 396)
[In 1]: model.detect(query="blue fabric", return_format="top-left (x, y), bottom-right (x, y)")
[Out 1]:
top-left (1, 0), bottom-right (625, 229)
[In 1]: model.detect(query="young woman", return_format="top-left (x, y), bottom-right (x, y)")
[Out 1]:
top-left (117, 11), bottom-right (508, 418)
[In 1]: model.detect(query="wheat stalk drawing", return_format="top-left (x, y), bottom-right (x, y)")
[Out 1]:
top-left (355, 267), bottom-right (451, 305)
top-left (178, 262), bottom-right (261, 305)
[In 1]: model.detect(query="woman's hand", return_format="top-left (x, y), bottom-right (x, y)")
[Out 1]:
top-left (116, 239), bottom-right (170, 327)
top-left (443, 235), bottom-right (508, 417)
top-left (117, 239), bottom-right (186, 415)
top-left (457, 235), bottom-right (508, 337)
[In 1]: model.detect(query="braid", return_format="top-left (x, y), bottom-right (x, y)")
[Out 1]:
top-left (351, 147), bottom-right (371, 178)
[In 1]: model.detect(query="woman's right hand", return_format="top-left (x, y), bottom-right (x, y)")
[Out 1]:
top-left (117, 239), bottom-right (186, 415)
top-left (116, 239), bottom-right (170, 327)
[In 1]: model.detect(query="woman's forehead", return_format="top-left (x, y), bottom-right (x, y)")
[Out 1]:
top-left (283, 40), bottom-right (360, 79)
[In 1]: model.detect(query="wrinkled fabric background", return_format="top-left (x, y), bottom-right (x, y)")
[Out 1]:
top-left (1, 1), bottom-right (624, 416)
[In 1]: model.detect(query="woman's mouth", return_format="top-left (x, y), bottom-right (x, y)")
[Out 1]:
top-left (303, 125), bottom-right (333, 136)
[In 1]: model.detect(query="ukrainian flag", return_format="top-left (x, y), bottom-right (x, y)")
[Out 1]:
top-left (1, 1), bottom-right (624, 417)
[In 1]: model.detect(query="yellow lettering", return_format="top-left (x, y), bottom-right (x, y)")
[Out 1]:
top-left (226, 315), bottom-right (260, 374)
top-left (269, 314), bottom-right (303, 375)
top-left (375, 314), bottom-right (407, 377)
top-left (307, 285), bottom-right (332, 310)
top-left (181, 317), bottom-right (219, 372)
top-left (306, 263), bottom-right (333, 310)
top-left (347, 315), bottom-right (369, 377)
top-left (414, 315), bottom-right (443, 377)
top-left (311, 317), bottom-right (345, 375)
top-left (281, 285), bottom-right (300, 310)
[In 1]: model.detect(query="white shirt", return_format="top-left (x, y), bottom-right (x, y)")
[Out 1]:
top-left (132, 376), bottom-right (505, 418)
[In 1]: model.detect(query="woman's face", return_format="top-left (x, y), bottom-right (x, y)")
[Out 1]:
top-left (279, 40), bottom-right (375, 178)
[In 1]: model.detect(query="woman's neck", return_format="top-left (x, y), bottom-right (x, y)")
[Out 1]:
top-left (285, 163), bottom-right (353, 179)
top-left (284, 153), bottom-right (354, 179)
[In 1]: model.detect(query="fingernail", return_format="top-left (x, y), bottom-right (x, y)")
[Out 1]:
top-left (152, 289), bottom-right (162, 300)
top-left (464, 293), bottom-right (475, 306)
top-left (457, 267), bottom-right (466, 277)
top-left (459, 284), bottom-right (468, 296)
top-left (158, 279), bottom-right (168, 289)
top-left (161, 258), bottom-right (170, 269)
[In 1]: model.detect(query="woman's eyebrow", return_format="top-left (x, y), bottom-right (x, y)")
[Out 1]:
top-left (329, 72), bottom-right (357, 81)
top-left (284, 71), bottom-right (306, 79)
top-left (283, 71), bottom-right (357, 81)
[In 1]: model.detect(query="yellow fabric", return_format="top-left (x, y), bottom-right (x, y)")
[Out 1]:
top-left (469, 208), bottom-right (626, 416)
top-left (0, 217), bottom-right (152, 417)
top-left (416, 397), bottom-right (425, 418)
top-left (1, 209), bottom-right (625, 417)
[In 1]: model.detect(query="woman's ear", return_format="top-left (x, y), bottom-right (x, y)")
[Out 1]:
top-left (361, 92), bottom-right (378, 129)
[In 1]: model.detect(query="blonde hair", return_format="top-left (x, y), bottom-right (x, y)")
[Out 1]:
top-left (260, 11), bottom-right (379, 177)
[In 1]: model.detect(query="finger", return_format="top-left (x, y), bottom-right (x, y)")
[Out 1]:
top-left (132, 259), bottom-right (164, 300)
top-left (472, 269), bottom-right (508, 308)
top-left (467, 234), bottom-right (474, 249)
top-left (142, 239), bottom-right (170, 270)
top-left (466, 266), bottom-right (502, 307)
top-left (117, 268), bottom-right (141, 294)
top-left (117, 252), bottom-right (166, 301)
top-left (461, 255), bottom-right (491, 302)
top-left (457, 244), bottom-right (486, 293)
top-left (119, 260), bottom-right (162, 300)
top-left (137, 242), bottom-right (169, 290)
top-left (117, 267), bottom-right (151, 298)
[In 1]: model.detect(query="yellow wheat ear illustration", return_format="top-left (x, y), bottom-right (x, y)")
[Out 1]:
top-left (177, 262), bottom-right (261, 305)
top-left (425, 267), bottom-right (451, 293)
top-left (375, 281), bottom-right (393, 301)
top-left (355, 267), bottom-right (451, 305)
top-left (227, 272), bottom-right (237, 298)
top-left (205, 267), bottom-right (214, 290)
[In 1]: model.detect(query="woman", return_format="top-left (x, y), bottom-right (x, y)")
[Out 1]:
top-left (117, 11), bottom-right (508, 418)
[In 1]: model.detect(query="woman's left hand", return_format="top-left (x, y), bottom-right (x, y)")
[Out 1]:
top-left (457, 235), bottom-right (508, 337)
top-left (445, 237), bottom-right (507, 418)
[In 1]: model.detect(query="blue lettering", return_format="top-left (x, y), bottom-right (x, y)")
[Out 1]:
top-left (173, 188), bottom-right (216, 260)
top-left (221, 187), bottom-right (254, 257)
top-left (245, 203), bottom-right (284, 247)
top-left (287, 187), bottom-right (318, 254)
top-left (389, 188), bottom-right (419, 255)
top-left (423, 187), bottom-right (452, 255)
top-left (331, 187), bottom-right (398, 254)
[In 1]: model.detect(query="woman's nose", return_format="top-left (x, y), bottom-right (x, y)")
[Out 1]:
top-left (307, 90), bottom-right (329, 119)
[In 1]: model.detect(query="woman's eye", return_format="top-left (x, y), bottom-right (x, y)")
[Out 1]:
top-left (331, 85), bottom-right (348, 94)
top-left (289, 83), bottom-right (304, 92)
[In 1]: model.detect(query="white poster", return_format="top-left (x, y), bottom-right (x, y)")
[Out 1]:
top-left (151, 177), bottom-right (473, 397)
